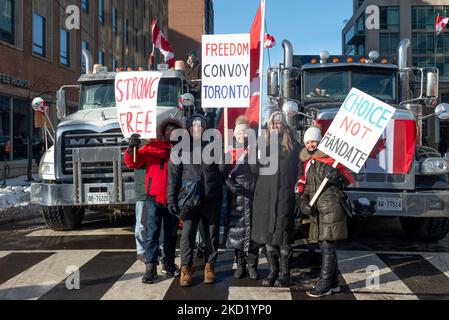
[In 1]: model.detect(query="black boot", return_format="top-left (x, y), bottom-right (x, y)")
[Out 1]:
top-left (234, 251), bottom-right (246, 279)
top-left (247, 255), bottom-right (259, 280)
top-left (262, 250), bottom-right (279, 287)
top-left (307, 241), bottom-right (338, 298)
top-left (275, 251), bottom-right (291, 287)
top-left (142, 263), bottom-right (158, 284)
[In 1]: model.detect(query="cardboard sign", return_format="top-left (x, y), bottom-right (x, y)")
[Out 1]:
top-left (115, 71), bottom-right (162, 139)
top-left (318, 88), bottom-right (396, 173)
top-left (202, 34), bottom-right (251, 109)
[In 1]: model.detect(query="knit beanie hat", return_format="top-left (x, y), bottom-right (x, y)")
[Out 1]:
top-left (186, 114), bottom-right (207, 131)
top-left (303, 126), bottom-right (322, 144)
top-left (235, 115), bottom-right (249, 134)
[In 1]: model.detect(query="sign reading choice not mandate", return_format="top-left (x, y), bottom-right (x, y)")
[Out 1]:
top-left (318, 88), bottom-right (396, 173)
top-left (202, 34), bottom-right (251, 108)
top-left (115, 71), bottom-right (162, 139)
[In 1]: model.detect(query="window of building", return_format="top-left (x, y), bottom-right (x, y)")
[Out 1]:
top-left (380, 7), bottom-right (400, 31)
top-left (99, 0), bottom-right (104, 25)
top-left (60, 28), bottom-right (70, 66)
top-left (98, 50), bottom-right (104, 65)
top-left (112, 7), bottom-right (117, 34)
top-left (33, 13), bottom-right (46, 57)
top-left (413, 56), bottom-right (449, 82)
top-left (412, 6), bottom-right (449, 30)
top-left (379, 32), bottom-right (400, 56)
top-left (81, 40), bottom-right (89, 73)
top-left (112, 58), bottom-right (117, 71)
top-left (412, 32), bottom-right (437, 55)
top-left (82, 0), bottom-right (89, 13)
top-left (0, 0), bottom-right (14, 44)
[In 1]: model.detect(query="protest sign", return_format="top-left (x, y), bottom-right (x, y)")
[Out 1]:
top-left (310, 88), bottom-right (396, 206)
top-left (202, 34), bottom-right (251, 109)
top-left (115, 71), bottom-right (162, 139)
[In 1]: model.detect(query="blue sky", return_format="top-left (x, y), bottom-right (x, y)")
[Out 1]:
top-left (214, 0), bottom-right (354, 65)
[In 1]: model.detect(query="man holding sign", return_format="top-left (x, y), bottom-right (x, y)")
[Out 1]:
top-left (297, 88), bottom-right (396, 298)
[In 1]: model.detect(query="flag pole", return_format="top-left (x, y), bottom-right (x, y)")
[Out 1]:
top-left (224, 107), bottom-right (229, 154)
top-left (435, 13), bottom-right (439, 68)
top-left (258, 0), bottom-right (266, 136)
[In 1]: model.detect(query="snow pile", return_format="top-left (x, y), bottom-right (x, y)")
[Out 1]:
top-left (0, 176), bottom-right (36, 212)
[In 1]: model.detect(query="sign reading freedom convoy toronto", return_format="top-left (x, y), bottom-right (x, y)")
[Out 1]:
top-left (202, 33), bottom-right (251, 109)
top-left (115, 71), bottom-right (162, 139)
top-left (319, 88), bottom-right (396, 173)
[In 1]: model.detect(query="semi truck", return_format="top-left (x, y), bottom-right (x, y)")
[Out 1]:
top-left (268, 38), bottom-right (449, 241)
top-left (30, 50), bottom-right (195, 231)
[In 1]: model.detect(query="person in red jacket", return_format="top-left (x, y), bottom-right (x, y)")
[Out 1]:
top-left (125, 118), bottom-right (183, 284)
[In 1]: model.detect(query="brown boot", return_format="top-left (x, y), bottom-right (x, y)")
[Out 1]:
top-left (180, 265), bottom-right (192, 287)
top-left (204, 263), bottom-right (215, 284)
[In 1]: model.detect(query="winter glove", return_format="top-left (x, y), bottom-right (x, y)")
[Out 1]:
top-left (168, 203), bottom-right (180, 216)
top-left (128, 134), bottom-right (141, 155)
top-left (324, 166), bottom-right (341, 185)
top-left (225, 179), bottom-right (243, 194)
top-left (300, 195), bottom-right (314, 217)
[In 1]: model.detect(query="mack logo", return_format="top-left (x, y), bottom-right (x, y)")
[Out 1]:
top-left (68, 136), bottom-right (128, 146)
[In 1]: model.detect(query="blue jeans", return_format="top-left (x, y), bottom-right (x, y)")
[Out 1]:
top-left (135, 201), bottom-right (146, 255)
top-left (143, 201), bottom-right (180, 265)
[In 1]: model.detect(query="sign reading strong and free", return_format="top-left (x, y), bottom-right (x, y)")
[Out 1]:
top-left (115, 71), bottom-right (162, 139)
top-left (318, 88), bottom-right (396, 173)
top-left (202, 33), bottom-right (251, 109)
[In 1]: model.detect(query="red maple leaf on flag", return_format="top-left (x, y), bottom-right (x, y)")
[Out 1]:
top-left (369, 139), bottom-right (386, 159)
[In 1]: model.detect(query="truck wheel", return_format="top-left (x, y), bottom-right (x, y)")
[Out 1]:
top-left (42, 206), bottom-right (85, 231)
top-left (400, 217), bottom-right (449, 242)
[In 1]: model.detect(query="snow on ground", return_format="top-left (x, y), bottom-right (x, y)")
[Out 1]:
top-left (0, 175), bottom-right (38, 212)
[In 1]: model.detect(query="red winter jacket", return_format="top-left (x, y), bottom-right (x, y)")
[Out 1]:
top-left (125, 139), bottom-right (171, 205)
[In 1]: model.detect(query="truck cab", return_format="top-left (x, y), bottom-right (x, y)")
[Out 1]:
top-left (31, 52), bottom-right (194, 231)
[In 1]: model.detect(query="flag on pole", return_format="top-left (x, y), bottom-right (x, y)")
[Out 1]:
top-left (218, 0), bottom-right (265, 132)
top-left (436, 14), bottom-right (449, 35)
top-left (264, 33), bottom-right (276, 48)
top-left (151, 19), bottom-right (175, 68)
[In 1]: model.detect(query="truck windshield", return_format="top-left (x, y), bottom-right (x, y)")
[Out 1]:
top-left (157, 78), bottom-right (182, 107)
top-left (80, 83), bottom-right (116, 110)
top-left (304, 69), bottom-right (397, 103)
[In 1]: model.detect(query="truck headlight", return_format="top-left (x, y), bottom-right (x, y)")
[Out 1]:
top-left (39, 146), bottom-right (56, 181)
top-left (419, 158), bottom-right (449, 175)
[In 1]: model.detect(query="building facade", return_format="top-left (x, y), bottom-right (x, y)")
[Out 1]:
top-left (168, 0), bottom-right (214, 63)
top-left (342, 0), bottom-right (449, 149)
top-left (0, 0), bottom-right (167, 166)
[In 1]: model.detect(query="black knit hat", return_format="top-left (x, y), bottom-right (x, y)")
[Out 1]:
top-left (186, 114), bottom-right (207, 130)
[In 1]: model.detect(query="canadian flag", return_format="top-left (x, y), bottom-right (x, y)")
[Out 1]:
top-left (264, 34), bottom-right (276, 48)
top-left (435, 14), bottom-right (449, 35)
top-left (151, 19), bottom-right (175, 68)
top-left (317, 119), bottom-right (416, 174)
top-left (218, 0), bottom-right (265, 132)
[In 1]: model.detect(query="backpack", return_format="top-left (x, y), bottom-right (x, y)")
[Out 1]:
top-left (177, 179), bottom-right (204, 219)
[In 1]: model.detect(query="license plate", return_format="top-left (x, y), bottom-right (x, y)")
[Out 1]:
top-left (87, 192), bottom-right (110, 205)
top-left (377, 197), bottom-right (402, 211)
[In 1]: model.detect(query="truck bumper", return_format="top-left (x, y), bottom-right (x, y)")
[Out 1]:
top-left (30, 182), bottom-right (136, 207)
top-left (347, 190), bottom-right (449, 218)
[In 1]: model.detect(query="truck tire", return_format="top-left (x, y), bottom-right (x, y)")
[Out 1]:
top-left (400, 217), bottom-right (449, 242)
top-left (42, 206), bottom-right (85, 231)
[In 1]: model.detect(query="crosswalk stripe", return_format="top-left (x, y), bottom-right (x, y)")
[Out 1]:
top-left (0, 251), bottom-right (99, 300)
top-left (26, 228), bottom-right (134, 237)
top-left (228, 286), bottom-right (292, 300)
top-left (338, 251), bottom-right (418, 300)
top-left (422, 253), bottom-right (449, 279)
top-left (0, 252), bottom-right (10, 259)
top-left (101, 257), bottom-right (181, 300)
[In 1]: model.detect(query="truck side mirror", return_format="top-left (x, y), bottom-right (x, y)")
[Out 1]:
top-left (56, 89), bottom-right (66, 120)
top-left (436, 103), bottom-right (449, 120)
top-left (426, 71), bottom-right (439, 99)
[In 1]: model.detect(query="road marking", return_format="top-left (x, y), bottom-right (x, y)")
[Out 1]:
top-left (26, 228), bottom-right (134, 237)
top-left (338, 251), bottom-right (418, 300)
top-left (0, 251), bottom-right (98, 300)
top-left (228, 286), bottom-right (292, 300)
top-left (422, 253), bottom-right (449, 279)
top-left (0, 252), bottom-right (11, 259)
top-left (101, 257), bottom-right (181, 300)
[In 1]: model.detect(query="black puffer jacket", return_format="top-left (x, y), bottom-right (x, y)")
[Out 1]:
top-left (252, 140), bottom-right (301, 246)
top-left (301, 149), bottom-right (349, 242)
top-left (167, 141), bottom-right (223, 206)
top-left (220, 148), bottom-right (258, 252)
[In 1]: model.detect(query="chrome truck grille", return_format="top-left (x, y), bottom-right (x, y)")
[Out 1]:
top-left (62, 129), bottom-right (132, 176)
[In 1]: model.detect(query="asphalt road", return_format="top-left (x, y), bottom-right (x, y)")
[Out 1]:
top-left (0, 210), bottom-right (448, 300)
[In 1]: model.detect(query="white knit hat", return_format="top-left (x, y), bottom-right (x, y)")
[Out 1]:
top-left (303, 127), bottom-right (322, 144)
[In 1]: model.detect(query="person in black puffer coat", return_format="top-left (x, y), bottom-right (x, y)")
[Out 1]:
top-left (220, 116), bottom-right (259, 280)
top-left (166, 114), bottom-right (223, 287)
top-left (252, 111), bottom-right (301, 288)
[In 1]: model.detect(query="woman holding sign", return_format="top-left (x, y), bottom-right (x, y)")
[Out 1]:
top-left (298, 125), bottom-right (354, 298)
top-left (252, 111), bottom-right (300, 288)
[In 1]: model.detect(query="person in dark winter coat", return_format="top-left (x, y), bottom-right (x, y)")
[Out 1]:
top-left (220, 116), bottom-right (259, 280)
top-left (298, 125), bottom-right (355, 298)
top-left (166, 114), bottom-right (223, 287)
top-left (185, 51), bottom-right (201, 94)
top-left (125, 118), bottom-right (183, 284)
top-left (252, 111), bottom-right (301, 287)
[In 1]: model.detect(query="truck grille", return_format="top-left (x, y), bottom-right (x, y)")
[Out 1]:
top-left (62, 129), bottom-right (132, 176)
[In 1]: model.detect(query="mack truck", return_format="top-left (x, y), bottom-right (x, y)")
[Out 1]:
top-left (268, 38), bottom-right (449, 241)
top-left (30, 49), bottom-right (195, 231)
